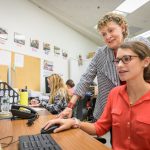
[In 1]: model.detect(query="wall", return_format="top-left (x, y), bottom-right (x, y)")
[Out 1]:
top-left (0, 0), bottom-right (98, 92)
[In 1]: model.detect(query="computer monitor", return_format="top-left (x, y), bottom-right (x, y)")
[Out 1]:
top-left (45, 77), bottom-right (50, 93)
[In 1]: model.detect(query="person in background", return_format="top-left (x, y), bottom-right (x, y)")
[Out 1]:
top-left (58, 12), bottom-right (150, 121)
top-left (43, 41), bottom-right (150, 150)
top-left (30, 74), bottom-right (69, 114)
top-left (66, 79), bottom-right (75, 98)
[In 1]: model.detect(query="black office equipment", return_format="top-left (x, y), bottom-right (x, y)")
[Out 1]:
top-left (73, 93), bottom-right (92, 121)
top-left (11, 104), bottom-right (39, 126)
top-left (41, 124), bottom-right (59, 134)
top-left (19, 134), bottom-right (62, 150)
top-left (0, 82), bottom-right (19, 105)
top-left (45, 77), bottom-right (50, 93)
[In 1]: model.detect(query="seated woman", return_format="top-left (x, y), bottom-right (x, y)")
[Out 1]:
top-left (66, 79), bottom-right (75, 98)
top-left (42, 41), bottom-right (150, 150)
top-left (30, 74), bottom-right (69, 114)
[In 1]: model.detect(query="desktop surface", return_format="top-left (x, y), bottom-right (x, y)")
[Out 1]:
top-left (0, 109), bottom-right (111, 150)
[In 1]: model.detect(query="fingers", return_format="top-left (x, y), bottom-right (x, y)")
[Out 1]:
top-left (54, 124), bottom-right (67, 133)
top-left (43, 119), bottom-right (62, 130)
top-left (68, 113), bottom-right (72, 118)
top-left (43, 118), bottom-right (74, 133)
top-left (56, 113), bottom-right (62, 118)
top-left (43, 122), bottom-right (53, 130)
top-left (54, 118), bottom-right (74, 133)
top-left (57, 113), bottom-right (66, 119)
top-left (57, 107), bottom-right (73, 119)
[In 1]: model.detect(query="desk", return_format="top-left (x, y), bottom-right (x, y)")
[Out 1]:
top-left (0, 109), bottom-right (111, 150)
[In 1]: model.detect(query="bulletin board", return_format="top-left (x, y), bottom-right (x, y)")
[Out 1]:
top-left (11, 52), bottom-right (40, 91)
top-left (0, 49), bottom-right (10, 82)
top-left (0, 65), bottom-right (8, 82)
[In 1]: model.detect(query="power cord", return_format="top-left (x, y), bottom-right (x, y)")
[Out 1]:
top-left (26, 113), bottom-right (39, 126)
top-left (0, 136), bottom-right (18, 148)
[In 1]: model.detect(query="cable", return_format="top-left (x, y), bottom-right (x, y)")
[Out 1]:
top-left (26, 113), bottom-right (39, 126)
top-left (0, 136), bottom-right (19, 148)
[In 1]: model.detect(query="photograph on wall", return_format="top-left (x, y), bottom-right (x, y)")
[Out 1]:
top-left (0, 27), bottom-right (8, 40)
top-left (43, 60), bottom-right (53, 72)
top-left (54, 46), bottom-right (60, 55)
top-left (30, 38), bottom-right (39, 49)
top-left (78, 54), bottom-right (83, 66)
top-left (43, 42), bottom-right (50, 54)
top-left (14, 32), bottom-right (25, 45)
top-left (62, 50), bottom-right (68, 58)
top-left (86, 51), bottom-right (95, 59)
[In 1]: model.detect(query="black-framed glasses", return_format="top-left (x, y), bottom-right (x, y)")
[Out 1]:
top-left (113, 55), bottom-right (138, 65)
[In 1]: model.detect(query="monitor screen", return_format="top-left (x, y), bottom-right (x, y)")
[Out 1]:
top-left (45, 77), bottom-right (50, 93)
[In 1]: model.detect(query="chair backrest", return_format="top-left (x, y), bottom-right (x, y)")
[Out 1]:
top-left (73, 93), bottom-right (92, 121)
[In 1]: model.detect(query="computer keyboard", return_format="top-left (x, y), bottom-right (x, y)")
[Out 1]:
top-left (19, 134), bottom-right (62, 150)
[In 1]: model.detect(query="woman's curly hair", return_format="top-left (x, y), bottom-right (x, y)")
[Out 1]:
top-left (97, 12), bottom-right (128, 39)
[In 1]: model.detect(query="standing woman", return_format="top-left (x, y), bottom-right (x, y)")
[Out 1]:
top-left (59, 12), bottom-right (129, 120)
top-left (43, 41), bottom-right (150, 150)
top-left (30, 74), bottom-right (68, 114)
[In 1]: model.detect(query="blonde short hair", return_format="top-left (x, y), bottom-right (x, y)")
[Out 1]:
top-left (97, 12), bottom-right (128, 39)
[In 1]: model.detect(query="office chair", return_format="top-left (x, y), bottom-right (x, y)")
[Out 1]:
top-left (73, 93), bottom-right (91, 121)
top-left (73, 94), bottom-right (107, 144)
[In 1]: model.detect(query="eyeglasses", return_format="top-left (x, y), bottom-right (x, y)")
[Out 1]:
top-left (113, 55), bottom-right (138, 65)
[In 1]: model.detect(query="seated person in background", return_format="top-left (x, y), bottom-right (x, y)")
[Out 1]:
top-left (42, 41), bottom-right (150, 149)
top-left (30, 74), bottom-right (69, 114)
top-left (66, 79), bottom-right (75, 98)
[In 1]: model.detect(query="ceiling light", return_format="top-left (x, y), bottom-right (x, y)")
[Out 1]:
top-left (135, 30), bottom-right (150, 38)
top-left (115, 0), bottom-right (149, 13)
top-left (112, 10), bottom-right (128, 16)
top-left (94, 25), bottom-right (97, 29)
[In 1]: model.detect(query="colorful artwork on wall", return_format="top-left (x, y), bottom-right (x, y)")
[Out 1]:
top-left (43, 42), bottom-right (50, 54)
top-left (30, 38), bottom-right (39, 49)
top-left (0, 27), bottom-right (8, 40)
top-left (14, 32), bottom-right (25, 45)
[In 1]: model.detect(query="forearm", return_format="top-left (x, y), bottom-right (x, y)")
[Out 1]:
top-left (58, 95), bottom-right (81, 118)
top-left (67, 95), bottom-right (80, 109)
top-left (70, 95), bottom-right (80, 104)
top-left (80, 122), bottom-right (96, 135)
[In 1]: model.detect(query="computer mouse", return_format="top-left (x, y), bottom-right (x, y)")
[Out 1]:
top-left (41, 124), bottom-right (59, 134)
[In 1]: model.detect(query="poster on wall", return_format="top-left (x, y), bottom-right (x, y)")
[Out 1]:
top-left (54, 46), bottom-right (60, 55)
top-left (0, 27), bottom-right (8, 40)
top-left (0, 27), bottom-right (8, 45)
top-left (30, 38), bottom-right (39, 51)
top-left (43, 60), bottom-right (54, 77)
top-left (43, 60), bottom-right (53, 71)
top-left (14, 32), bottom-right (25, 45)
top-left (62, 50), bottom-right (68, 58)
top-left (43, 42), bottom-right (50, 55)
